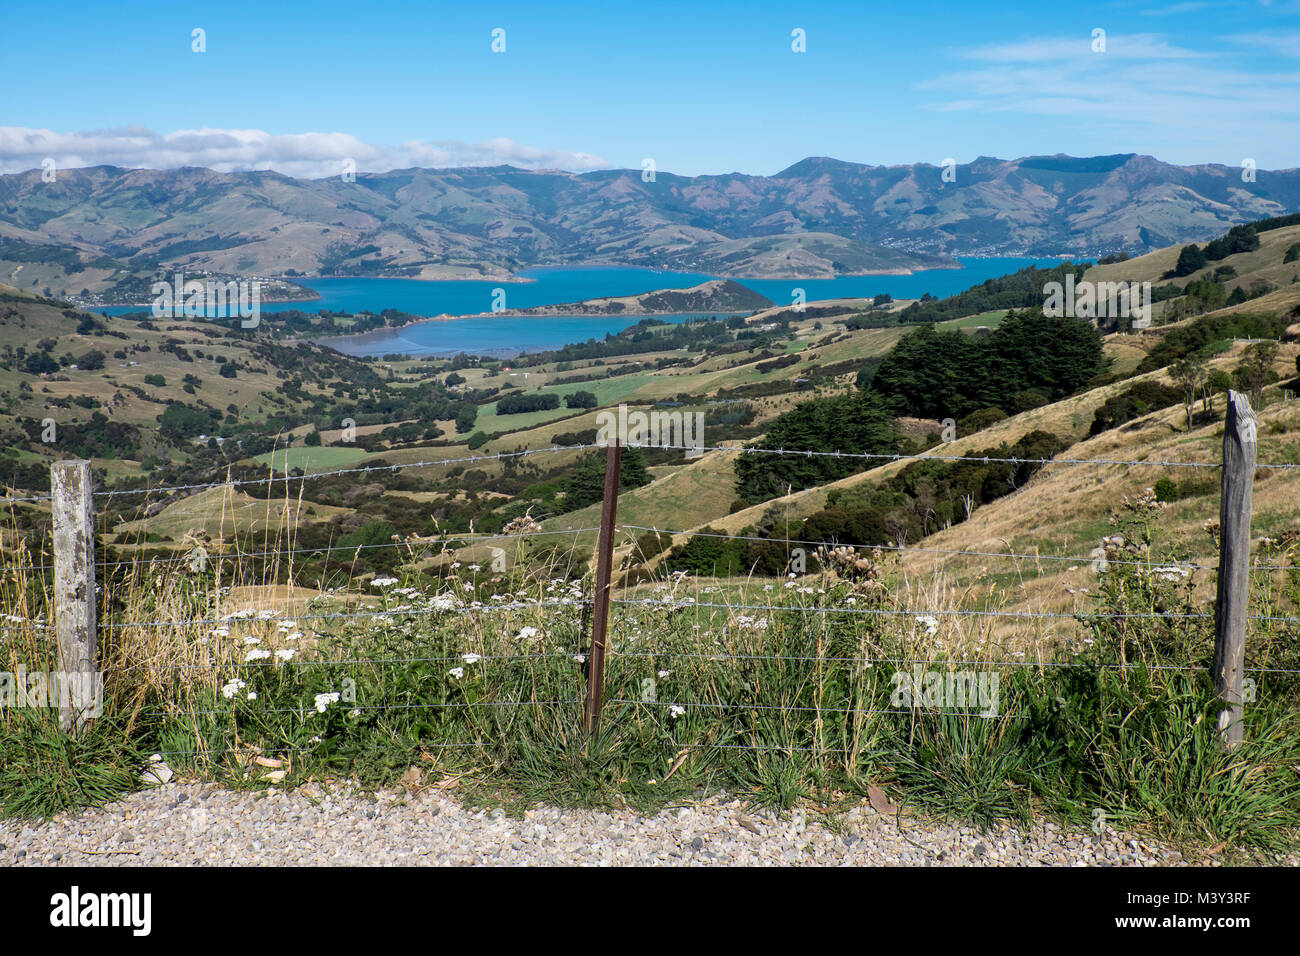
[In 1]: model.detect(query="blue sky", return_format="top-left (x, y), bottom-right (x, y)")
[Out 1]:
top-left (2, 0), bottom-right (1299, 177)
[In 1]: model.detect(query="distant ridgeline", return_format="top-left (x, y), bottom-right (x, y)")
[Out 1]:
top-left (844, 262), bottom-right (1091, 329)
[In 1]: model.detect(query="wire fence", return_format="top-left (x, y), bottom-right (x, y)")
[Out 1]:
top-left (1, 422), bottom-right (1296, 766)
top-left (5, 434), bottom-right (1300, 507)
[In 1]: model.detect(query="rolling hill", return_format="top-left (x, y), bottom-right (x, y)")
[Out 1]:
top-left (4, 154), bottom-right (1300, 298)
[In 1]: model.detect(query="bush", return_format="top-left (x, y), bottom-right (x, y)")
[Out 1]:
top-left (1007, 390), bottom-right (1049, 414)
top-left (1090, 381), bottom-right (1183, 435)
top-left (1153, 477), bottom-right (1179, 503)
top-left (455, 404), bottom-right (477, 434)
top-left (24, 352), bottom-right (58, 375)
top-left (957, 407), bottom-right (1007, 435)
top-left (733, 391), bottom-right (900, 505)
top-left (497, 393), bottom-right (560, 414)
top-left (565, 390), bottom-right (598, 409)
top-left (561, 447), bottom-right (651, 511)
top-left (1173, 244), bottom-right (1208, 277)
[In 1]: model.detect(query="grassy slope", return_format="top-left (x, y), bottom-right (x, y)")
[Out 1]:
top-left (630, 338), bottom-right (1300, 640)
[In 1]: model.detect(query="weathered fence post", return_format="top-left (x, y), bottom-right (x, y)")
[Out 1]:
top-left (583, 439), bottom-right (622, 736)
top-left (1212, 391), bottom-right (1256, 748)
top-left (52, 460), bottom-right (98, 736)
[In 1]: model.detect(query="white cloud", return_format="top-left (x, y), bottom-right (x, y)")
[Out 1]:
top-left (1139, 1), bottom-right (1234, 16)
top-left (0, 126), bottom-right (612, 177)
top-left (920, 32), bottom-right (1300, 161)
top-left (1228, 31), bottom-right (1300, 57)
top-left (960, 33), bottom-right (1207, 63)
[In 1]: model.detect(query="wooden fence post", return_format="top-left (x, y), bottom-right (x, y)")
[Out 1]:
top-left (52, 460), bottom-right (98, 736)
top-left (1212, 391), bottom-right (1256, 748)
top-left (583, 439), bottom-right (622, 736)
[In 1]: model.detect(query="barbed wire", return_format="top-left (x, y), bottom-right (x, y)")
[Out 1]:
top-left (6, 524), bottom-right (1296, 576)
top-left (611, 597), bottom-right (1300, 625)
top-left (642, 442), bottom-right (1300, 471)
top-left (156, 699), bottom-right (581, 719)
top-left (98, 599), bottom-right (584, 631)
top-left (609, 698), bottom-right (989, 717)
top-left (0, 525), bottom-right (603, 574)
top-left (92, 443), bottom-right (603, 500)
top-left (6, 439), bottom-right (1300, 508)
top-left (0, 443), bottom-right (600, 505)
top-left (608, 649), bottom-right (1300, 675)
top-left (6, 590), bottom-right (1298, 631)
top-left (619, 524), bottom-right (1298, 572)
top-left (118, 650), bottom-right (585, 672)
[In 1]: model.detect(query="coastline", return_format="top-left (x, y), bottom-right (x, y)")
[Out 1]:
top-left (315, 306), bottom-right (753, 353)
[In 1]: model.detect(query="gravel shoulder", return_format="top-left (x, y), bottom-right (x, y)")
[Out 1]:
top-left (0, 781), bottom-right (1291, 866)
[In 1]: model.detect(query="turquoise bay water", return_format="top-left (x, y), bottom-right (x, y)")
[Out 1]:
top-left (111, 259), bottom-right (1064, 356)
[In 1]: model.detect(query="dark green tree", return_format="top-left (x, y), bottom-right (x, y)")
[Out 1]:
top-left (1174, 244), bottom-right (1208, 277)
top-left (562, 447), bottom-right (651, 511)
top-left (733, 391), bottom-right (900, 505)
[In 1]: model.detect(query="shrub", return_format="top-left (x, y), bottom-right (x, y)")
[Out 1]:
top-left (1173, 244), bottom-right (1207, 277)
top-left (497, 393), bottom-right (560, 414)
top-left (1153, 477), bottom-right (1179, 503)
top-left (957, 407), bottom-right (1007, 435)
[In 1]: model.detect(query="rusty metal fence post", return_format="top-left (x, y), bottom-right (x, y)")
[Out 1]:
top-left (583, 439), bottom-right (622, 735)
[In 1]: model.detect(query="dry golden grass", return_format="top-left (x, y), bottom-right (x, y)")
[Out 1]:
top-left (631, 339), bottom-right (1300, 648)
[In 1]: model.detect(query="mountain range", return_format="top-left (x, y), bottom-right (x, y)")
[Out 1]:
top-left (1, 153), bottom-right (1298, 290)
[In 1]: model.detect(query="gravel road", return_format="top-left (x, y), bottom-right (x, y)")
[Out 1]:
top-left (0, 780), bottom-right (1289, 866)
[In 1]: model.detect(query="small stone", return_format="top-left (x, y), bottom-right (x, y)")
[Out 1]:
top-left (140, 761), bottom-right (174, 786)
top-left (690, 837), bottom-right (704, 852)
